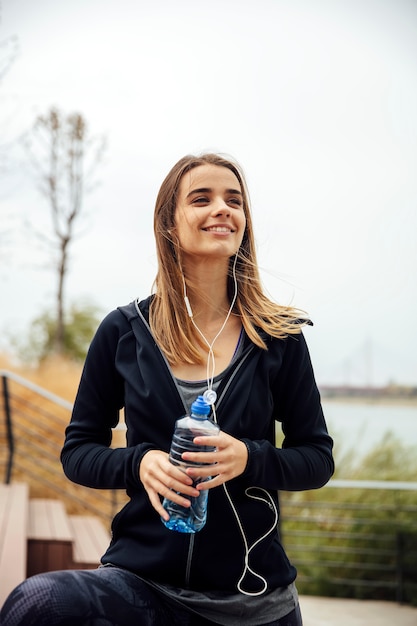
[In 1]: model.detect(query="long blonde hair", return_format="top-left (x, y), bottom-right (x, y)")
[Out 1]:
top-left (150, 153), bottom-right (306, 365)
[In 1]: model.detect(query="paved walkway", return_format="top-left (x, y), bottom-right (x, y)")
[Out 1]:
top-left (299, 595), bottom-right (417, 625)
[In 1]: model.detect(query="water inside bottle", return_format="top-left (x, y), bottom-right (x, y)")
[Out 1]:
top-left (162, 427), bottom-right (216, 533)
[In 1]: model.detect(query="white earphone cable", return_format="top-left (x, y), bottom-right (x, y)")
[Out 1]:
top-left (183, 253), bottom-right (278, 596)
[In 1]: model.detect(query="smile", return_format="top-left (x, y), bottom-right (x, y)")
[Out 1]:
top-left (203, 227), bottom-right (234, 233)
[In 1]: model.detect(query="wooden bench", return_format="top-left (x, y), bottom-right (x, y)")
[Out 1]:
top-left (68, 515), bottom-right (110, 569)
top-left (27, 498), bottom-right (74, 577)
top-left (0, 483), bottom-right (29, 606)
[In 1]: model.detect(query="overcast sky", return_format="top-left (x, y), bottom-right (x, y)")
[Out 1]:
top-left (1, 0), bottom-right (416, 386)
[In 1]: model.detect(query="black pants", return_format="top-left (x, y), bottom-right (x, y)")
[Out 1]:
top-left (0, 567), bottom-right (303, 626)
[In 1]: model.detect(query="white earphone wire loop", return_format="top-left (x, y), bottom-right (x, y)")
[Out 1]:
top-left (221, 483), bottom-right (279, 596)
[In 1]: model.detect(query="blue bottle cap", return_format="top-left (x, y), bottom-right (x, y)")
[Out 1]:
top-left (191, 395), bottom-right (211, 416)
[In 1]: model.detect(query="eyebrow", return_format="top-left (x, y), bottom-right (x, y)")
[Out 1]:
top-left (186, 187), bottom-right (243, 199)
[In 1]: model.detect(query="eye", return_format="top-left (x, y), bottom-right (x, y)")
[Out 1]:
top-left (227, 197), bottom-right (243, 207)
top-left (191, 196), bottom-right (209, 204)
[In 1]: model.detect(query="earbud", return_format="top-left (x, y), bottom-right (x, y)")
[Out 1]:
top-left (203, 389), bottom-right (217, 405)
top-left (184, 296), bottom-right (193, 318)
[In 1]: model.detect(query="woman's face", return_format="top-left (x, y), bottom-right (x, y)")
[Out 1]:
top-left (174, 164), bottom-right (246, 263)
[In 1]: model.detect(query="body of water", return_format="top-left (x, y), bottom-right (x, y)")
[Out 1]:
top-left (322, 400), bottom-right (417, 462)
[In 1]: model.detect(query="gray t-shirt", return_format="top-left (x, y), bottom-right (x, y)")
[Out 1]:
top-left (149, 579), bottom-right (299, 625)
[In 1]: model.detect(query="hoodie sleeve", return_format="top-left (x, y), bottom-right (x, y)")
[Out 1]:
top-left (241, 331), bottom-right (334, 491)
top-left (60, 310), bottom-right (154, 491)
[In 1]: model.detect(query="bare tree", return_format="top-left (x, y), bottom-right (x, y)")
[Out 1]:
top-left (22, 107), bottom-right (106, 354)
top-left (0, 33), bottom-right (19, 259)
top-left (0, 33), bottom-right (18, 82)
top-left (0, 0), bottom-right (19, 82)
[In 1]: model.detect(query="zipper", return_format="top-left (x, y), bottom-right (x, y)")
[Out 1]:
top-left (185, 534), bottom-right (195, 587)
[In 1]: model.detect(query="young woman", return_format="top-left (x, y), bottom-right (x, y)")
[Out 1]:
top-left (1, 154), bottom-right (334, 625)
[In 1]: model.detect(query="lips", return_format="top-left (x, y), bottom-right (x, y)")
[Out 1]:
top-left (203, 226), bottom-right (234, 233)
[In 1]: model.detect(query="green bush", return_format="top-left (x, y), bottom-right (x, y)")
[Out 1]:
top-left (12, 302), bottom-right (102, 364)
top-left (279, 432), bottom-right (417, 605)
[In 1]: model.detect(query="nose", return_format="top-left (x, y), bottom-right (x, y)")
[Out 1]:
top-left (212, 197), bottom-right (230, 216)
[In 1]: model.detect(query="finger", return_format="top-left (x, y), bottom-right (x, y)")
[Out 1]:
top-left (165, 479), bottom-right (200, 501)
top-left (145, 478), bottom-right (198, 516)
top-left (157, 469), bottom-right (201, 501)
top-left (164, 467), bottom-right (201, 493)
top-left (192, 435), bottom-right (222, 447)
top-left (148, 490), bottom-right (169, 519)
top-left (185, 465), bottom-right (220, 480)
top-left (195, 474), bottom-right (223, 490)
top-left (162, 489), bottom-right (194, 509)
top-left (146, 458), bottom-right (196, 490)
top-left (182, 452), bottom-right (219, 465)
top-left (186, 458), bottom-right (242, 484)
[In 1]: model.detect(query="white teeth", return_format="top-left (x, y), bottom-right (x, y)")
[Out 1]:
top-left (206, 227), bottom-right (231, 232)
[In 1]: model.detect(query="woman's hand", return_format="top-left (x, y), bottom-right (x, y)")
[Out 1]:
top-left (183, 431), bottom-right (248, 490)
top-left (139, 449), bottom-right (200, 520)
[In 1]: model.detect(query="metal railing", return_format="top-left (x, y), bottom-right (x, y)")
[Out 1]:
top-left (0, 369), bottom-right (127, 525)
top-left (280, 480), bottom-right (417, 605)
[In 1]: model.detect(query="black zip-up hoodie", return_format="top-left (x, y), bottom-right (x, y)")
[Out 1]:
top-left (61, 297), bottom-right (334, 594)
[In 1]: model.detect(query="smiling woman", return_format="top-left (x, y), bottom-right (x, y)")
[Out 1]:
top-left (1, 153), bottom-right (334, 626)
top-left (150, 154), bottom-right (309, 372)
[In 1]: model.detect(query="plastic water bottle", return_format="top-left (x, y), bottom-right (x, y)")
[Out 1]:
top-left (162, 395), bottom-right (220, 533)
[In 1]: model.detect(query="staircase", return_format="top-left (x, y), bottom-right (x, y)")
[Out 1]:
top-left (0, 369), bottom-right (127, 606)
top-left (0, 482), bottom-right (111, 606)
